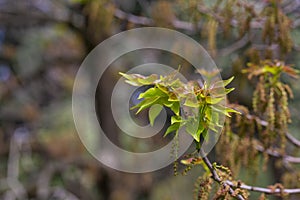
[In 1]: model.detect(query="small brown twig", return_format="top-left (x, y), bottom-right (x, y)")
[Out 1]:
top-left (200, 150), bottom-right (246, 200)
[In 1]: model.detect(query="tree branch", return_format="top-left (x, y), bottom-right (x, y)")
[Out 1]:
top-left (114, 8), bottom-right (198, 32)
top-left (283, 0), bottom-right (300, 15)
top-left (226, 180), bottom-right (300, 195)
top-left (254, 143), bottom-right (300, 163)
top-left (200, 150), bottom-right (246, 200)
top-left (200, 150), bottom-right (300, 197)
top-left (218, 33), bottom-right (253, 57)
top-left (114, 8), bottom-right (153, 26)
top-left (114, 4), bottom-right (300, 33)
top-left (286, 132), bottom-right (300, 147)
top-left (246, 114), bottom-right (300, 148)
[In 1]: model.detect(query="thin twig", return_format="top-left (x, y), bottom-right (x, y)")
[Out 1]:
top-left (200, 150), bottom-right (246, 200)
top-left (218, 33), bottom-right (253, 57)
top-left (114, 8), bottom-right (153, 26)
top-left (226, 180), bottom-right (300, 195)
top-left (246, 114), bottom-right (300, 148)
top-left (240, 114), bottom-right (300, 163)
top-left (286, 132), bottom-right (300, 147)
top-left (200, 150), bottom-right (300, 197)
top-left (114, 8), bottom-right (198, 32)
top-left (283, 0), bottom-right (300, 15)
top-left (114, 4), bottom-right (300, 32)
top-left (6, 131), bottom-right (28, 200)
top-left (254, 144), bottom-right (300, 163)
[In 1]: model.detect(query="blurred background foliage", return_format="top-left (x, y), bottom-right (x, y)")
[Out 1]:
top-left (0, 0), bottom-right (300, 199)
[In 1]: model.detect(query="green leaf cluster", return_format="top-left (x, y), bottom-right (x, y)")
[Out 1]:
top-left (120, 71), bottom-right (239, 148)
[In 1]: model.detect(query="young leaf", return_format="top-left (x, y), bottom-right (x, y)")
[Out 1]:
top-left (213, 76), bottom-right (234, 88)
top-left (201, 128), bottom-right (209, 141)
top-left (131, 96), bottom-right (160, 114)
top-left (168, 92), bottom-right (179, 102)
top-left (209, 87), bottom-right (235, 98)
top-left (223, 76), bottom-right (235, 87)
top-left (156, 84), bottom-right (169, 94)
top-left (184, 96), bottom-right (199, 108)
top-left (137, 74), bottom-right (159, 85)
top-left (225, 87), bottom-right (235, 94)
top-left (186, 118), bottom-right (204, 142)
top-left (163, 100), bottom-right (174, 107)
top-left (164, 122), bottom-right (180, 137)
top-left (205, 107), bottom-right (221, 127)
top-left (180, 157), bottom-right (203, 165)
top-left (207, 122), bottom-right (218, 132)
top-left (149, 104), bottom-right (163, 126)
top-left (119, 72), bottom-right (144, 86)
top-left (138, 87), bottom-right (167, 99)
top-left (211, 105), bottom-right (231, 117)
top-left (205, 96), bottom-right (224, 104)
top-left (171, 115), bottom-right (182, 124)
top-left (170, 101), bottom-right (180, 116)
top-left (119, 72), bottom-right (159, 86)
top-left (225, 107), bottom-right (241, 116)
top-left (168, 79), bottom-right (183, 88)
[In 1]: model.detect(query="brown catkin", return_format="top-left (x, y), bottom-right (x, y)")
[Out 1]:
top-left (193, 176), bottom-right (212, 200)
top-left (267, 88), bottom-right (275, 132)
top-left (252, 88), bottom-right (259, 112)
top-left (283, 84), bottom-right (294, 99)
top-left (207, 18), bottom-right (218, 57)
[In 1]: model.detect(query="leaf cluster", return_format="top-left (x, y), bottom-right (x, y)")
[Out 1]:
top-left (120, 70), bottom-right (239, 149)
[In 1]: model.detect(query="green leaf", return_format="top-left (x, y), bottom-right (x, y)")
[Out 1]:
top-left (119, 72), bottom-right (159, 86)
top-left (185, 118), bottom-right (204, 142)
top-left (124, 80), bottom-right (140, 86)
top-left (207, 122), bottom-right (218, 132)
top-left (149, 104), bottom-right (163, 126)
top-left (168, 79), bottom-right (183, 88)
top-left (156, 84), bottom-right (169, 94)
top-left (209, 87), bottom-right (226, 97)
top-left (225, 87), bottom-right (235, 94)
top-left (170, 101), bottom-right (180, 116)
top-left (137, 74), bottom-right (159, 85)
top-left (225, 108), bottom-right (241, 116)
top-left (205, 97), bottom-right (224, 104)
top-left (201, 128), bottom-right (209, 141)
top-left (164, 122), bottom-right (180, 137)
top-left (213, 76), bottom-right (234, 88)
top-left (152, 96), bottom-right (172, 108)
top-left (180, 157), bottom-right (203, 165)
top-left (263, 65), bottom-right (280, 75)
top-left (168, 92), bottom-right (179, 102)
top-left (119, 72), bottom-right (144, 86)
top-left (205, 107), bottom-right (221, 127)
top-left (205, 107), bottom-right (212, 122)
top-left (211, 105), bottom-right (241, 117)
top-left (163, 100), bottom-right (174, 107)
top-left (173, 87), bottom-right (188, 98)
top-left (209, 87), bottom-right (234, 97)
top-left (212, 111), bottom-right (221, 127)
top-left (184, 96), bottom-right (199, 108)
top-left (211, 105), bottom-right (231, 117)
top-left (131, 96), bottom-right (161, 114)
top-left (197, 124), bottom-right (205, 141)
top-left (223, 76), bottom-right (235, 87)
top-left (138, 87), bottom-right (167, 99)
top-left (171, 115), bottom-right (182, 124)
